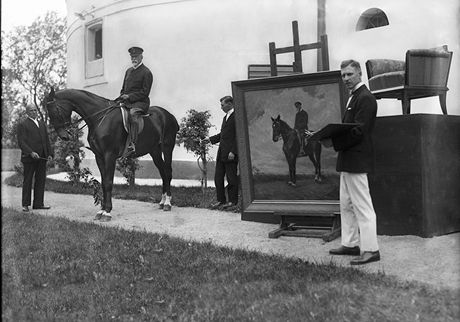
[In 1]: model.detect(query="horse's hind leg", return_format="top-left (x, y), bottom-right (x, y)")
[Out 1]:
top-left (312, 143), bottom-right (322, 183)
top-left (161, 142), bottom-right (174, 210)
top-left (150, 146), bottom-right (173, 211)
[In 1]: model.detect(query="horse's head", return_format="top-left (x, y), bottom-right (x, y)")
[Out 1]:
top-left (44, 88), bottom-right (72, 140)
top-left (271, 115), bottom-right (283, 142)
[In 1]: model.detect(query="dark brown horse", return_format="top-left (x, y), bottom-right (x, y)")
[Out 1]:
top-left (271, 115), bottom-right (322, 186)
top-left (44, 88), bottom-right (179, 219)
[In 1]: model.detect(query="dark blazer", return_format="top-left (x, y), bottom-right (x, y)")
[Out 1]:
top-left (209, 112), bottom-right (238, 163)
top-left (120, 64), bottom-right (153, 106)
top-left (332, 84), bottom-right (377, 173)
top-left (294, 109), bottom-right (309, 131)
top-left (17, 118), bottom-right (53, 163)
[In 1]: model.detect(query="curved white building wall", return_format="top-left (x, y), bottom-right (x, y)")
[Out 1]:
top-left (66, 0), bottom-right (460, 154)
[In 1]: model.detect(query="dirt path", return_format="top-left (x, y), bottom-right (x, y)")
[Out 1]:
top-left (2, 172), bottom-right (459, 291)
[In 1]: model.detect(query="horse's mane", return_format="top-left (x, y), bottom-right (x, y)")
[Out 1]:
top-left (57, 88), bottom-right (112, 104)
top-left (277, 117), bottom-right (293, 130)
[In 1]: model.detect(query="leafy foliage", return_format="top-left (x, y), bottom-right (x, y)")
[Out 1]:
top-left (177, 109), bottom-right (214, 189)
top-left (1, 11), bottom-right (66, 145)
top-left (53, 116), bottom-right (92, 185)
top-left (2, 12), bottom-right (66, 113)
top-left (116, 157), bottom-right (141, 188)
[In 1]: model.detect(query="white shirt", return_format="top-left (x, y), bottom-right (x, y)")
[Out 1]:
top-left (133, 62), bottom-right (144, 70)
top-left (346, 82), bottom-right (365, 108)
top-left (28, 117), bottom-right (39, 128)
top-left (225, 108), bottom-right (234, 121)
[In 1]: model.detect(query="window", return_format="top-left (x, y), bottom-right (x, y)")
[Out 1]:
top-left (85, 20), bottom-right (104, 79)
top-left (88, 23), bottom-right (103, 61)
top-left (356, 8), bottom-right (389, 31)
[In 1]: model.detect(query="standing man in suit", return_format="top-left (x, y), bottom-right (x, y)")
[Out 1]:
top-left (17, 103), bottom-right (53, 212)
top-left (117, 46), bottom-right (154, 156)
top-left (208, 96), bottom-right (239, 210)
top-left (320, 59), bottom-right (380, 265)
top-left (294, 101), bottom-right (309, 155)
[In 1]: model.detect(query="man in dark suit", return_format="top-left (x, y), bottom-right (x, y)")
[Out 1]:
top-left (208, 96), bottom-right (238, 210)
top-left (294, 101), bottom-right (309, 155)
top-left (117, 46), bottom-right (154, 156)
top-left (320, 60), bottom-right (380, 265)
top-left (17, 104), bottom-right (53, 212)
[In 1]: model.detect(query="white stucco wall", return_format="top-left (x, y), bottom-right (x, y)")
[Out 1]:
top-left (66, 0), bottom-right (460, 159)
top-left (327, 0), bottom-right (459, 115)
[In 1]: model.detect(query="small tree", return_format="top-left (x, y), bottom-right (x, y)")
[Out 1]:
top-left (53, 115), bottom-right (92, 184)
top-left (116, 157), bottom-right (141, 188)
top-left (177, 109), bottom-right (213, 190)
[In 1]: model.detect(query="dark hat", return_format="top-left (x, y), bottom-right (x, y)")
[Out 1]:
top-left (294, 101), bottom-right (302, 105)
top-left (128, 46), bottom-right (144, 56)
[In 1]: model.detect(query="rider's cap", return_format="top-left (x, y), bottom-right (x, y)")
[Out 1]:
top-left (294, 101), bottom-right (302, 105)
top-left (128, 46), bottom-right (144, 56)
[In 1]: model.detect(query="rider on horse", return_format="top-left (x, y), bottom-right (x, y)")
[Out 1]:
top-left (116, 46), bottom-right (153, 157)
top-left (294, 101), bottom-right (309, 156)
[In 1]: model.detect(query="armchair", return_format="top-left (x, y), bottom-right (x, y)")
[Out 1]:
top-left (366, 45), bottom-right (453, 114)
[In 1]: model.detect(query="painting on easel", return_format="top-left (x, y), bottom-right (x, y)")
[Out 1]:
top-left (232, 71), bottom-right (348, 216)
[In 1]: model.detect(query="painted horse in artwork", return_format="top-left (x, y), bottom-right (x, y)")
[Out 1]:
top-left (271, 115), bottom-right (322, 186)
top-left (44, 88), bottom-right (179, 220)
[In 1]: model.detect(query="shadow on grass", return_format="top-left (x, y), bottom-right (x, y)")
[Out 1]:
top-left (2, 208), bottom-right (458, 321)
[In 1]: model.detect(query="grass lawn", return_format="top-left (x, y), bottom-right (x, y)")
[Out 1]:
top-left (2, 208), bottom-right (458, 321)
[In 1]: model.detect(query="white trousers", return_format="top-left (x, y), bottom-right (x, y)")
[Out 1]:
top-left (340, 172), bottom-right (379, 252)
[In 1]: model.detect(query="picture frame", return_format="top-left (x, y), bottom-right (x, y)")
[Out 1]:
top-left (232, 71), bottom-right (348, 223)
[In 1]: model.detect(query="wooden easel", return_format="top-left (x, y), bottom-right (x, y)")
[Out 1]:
top-left (266, 21), bottom-right (338, 241)
top-left (269, 211), bottom-right (341, 242)
top-left (269, 20), bottom-right (329, 76)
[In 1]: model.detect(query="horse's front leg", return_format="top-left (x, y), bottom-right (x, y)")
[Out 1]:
top-left (288, 158), bottom-right (297, 187)
top-left (94, 155), bottom-right (107, 220)
top-left (98, 153), bottom-right (117, 221)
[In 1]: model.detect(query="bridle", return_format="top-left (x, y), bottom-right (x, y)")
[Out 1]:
top-left (46, 99), bottom-right (118, 131)
top-left (272, 119), bottom-right (283, 141)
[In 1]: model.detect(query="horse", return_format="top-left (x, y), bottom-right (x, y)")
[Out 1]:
top-left (271, 115), bottom-right (322, 186)
top-left (44, 88), bottom-right (179, 220)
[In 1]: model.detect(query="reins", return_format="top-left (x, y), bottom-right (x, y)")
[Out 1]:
top-left (47, 99), bottom-right (119, 130)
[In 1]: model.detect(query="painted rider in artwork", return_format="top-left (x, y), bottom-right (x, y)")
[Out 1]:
top-left (294, 101), bottom-right (309, 155)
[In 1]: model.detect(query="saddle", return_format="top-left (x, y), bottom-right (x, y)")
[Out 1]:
top-left (119, 105), bottom-right (150, 134)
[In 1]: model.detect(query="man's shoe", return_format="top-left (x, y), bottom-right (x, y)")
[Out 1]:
top-left (222, 202), bottom-right (237, 210)
top-left (22, 206), bottom-right (29, 212)
top-left (210, 202), bottom-right (225, 210)
top-left (329, 245), bottom-right (360, 256)
top-left (350, 251), bottom-right (381, 265)
top-left (32, 205), bottom-right (51, 210)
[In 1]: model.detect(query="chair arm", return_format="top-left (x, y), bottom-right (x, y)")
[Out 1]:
top-left (366, 59), bottom-right (405, 79)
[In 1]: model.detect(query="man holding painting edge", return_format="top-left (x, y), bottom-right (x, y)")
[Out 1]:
top-left (320, 59), bottom-right (380, 265)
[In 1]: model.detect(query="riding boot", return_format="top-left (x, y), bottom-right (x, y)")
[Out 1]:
top-left (299, 135), bottom-right (306, 156)
top-left (127, 120), bottom-right (139, 156)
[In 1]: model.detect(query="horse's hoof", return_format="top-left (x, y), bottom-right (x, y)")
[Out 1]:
top-left (94, 210), bottom-right (104, 220)
top-left (163, 204), bottom-right (171, 211)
